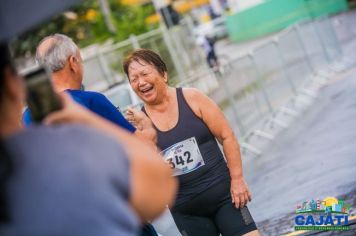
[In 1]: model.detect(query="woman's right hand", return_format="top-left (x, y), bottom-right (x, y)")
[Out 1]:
top-left (125, 107), bottom-right (146, 130)
top-left (126, 107), bottom-right (157, 145)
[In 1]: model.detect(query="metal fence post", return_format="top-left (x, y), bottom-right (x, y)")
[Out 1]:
top-left (214, 69), bottom-right (246, 135)
top-left (96, 50), bottom-right (116, 86)
top-left (149, 37), bottom-right (160, 53)
top-left (249, 53), bottom-right (273, 113)
top-left (313, 20), bottom-right (332, 64)
top-left (273, 39), bottom-right (297, 95)
top-left (172, 25), bottom-right (193, 69)
top-left (129, 34), bottom-right (140, 49)
top-left (161, 26), bottom-right (185, 83)
top-left (236, 57), bottom-right (264, 117)
top-left (325, 16), bottom-right (343, 59)
top-left (294, 24), bottom-right (316, 75)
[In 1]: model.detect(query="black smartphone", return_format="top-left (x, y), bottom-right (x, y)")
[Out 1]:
top-left (24, 66), bottom-right (62, 122)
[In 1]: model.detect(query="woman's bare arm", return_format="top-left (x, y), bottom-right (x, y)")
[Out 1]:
top-left (183, 88), bottom-right (251, 209)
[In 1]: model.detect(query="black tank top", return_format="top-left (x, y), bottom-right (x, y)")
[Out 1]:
top-left (143, 88), bottom-right (229, 206)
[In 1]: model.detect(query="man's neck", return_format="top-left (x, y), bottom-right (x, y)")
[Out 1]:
top-left (52, 71), bottom-right (81, 92)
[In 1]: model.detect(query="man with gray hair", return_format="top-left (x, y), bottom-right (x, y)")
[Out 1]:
top-left (23, 34), bottom-right (156, 145)
top-left (21, 34), bottom-right (161, 236)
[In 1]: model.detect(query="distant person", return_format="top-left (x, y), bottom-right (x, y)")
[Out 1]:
top-left (208, 5), bottom-right (220, 20)
top-left (0, 43), bottom-right (177, 235)
top-left (124, 49), bottom-right (259, 236)
top-left (198, 35), bottom-right (219, 69)
top-left (23, 34), bottom-right (156, 145)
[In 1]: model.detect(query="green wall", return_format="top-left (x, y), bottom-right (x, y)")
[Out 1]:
top-left (226, 0), bottom-right (348, 42)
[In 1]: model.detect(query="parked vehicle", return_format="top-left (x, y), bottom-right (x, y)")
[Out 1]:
top-left (103, 82), bottom-right (142, 112)
top-left (194, 16), bottom-right (228, 41)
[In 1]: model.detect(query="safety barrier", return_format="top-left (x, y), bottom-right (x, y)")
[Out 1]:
top-left (177, 12), bottom-right (356, 158)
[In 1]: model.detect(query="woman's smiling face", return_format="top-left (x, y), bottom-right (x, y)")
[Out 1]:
top-left (127, 59), bottom-right (168, 105)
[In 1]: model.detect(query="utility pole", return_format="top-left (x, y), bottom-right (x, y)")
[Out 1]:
top-left (98, 0), bottom-right (117, 34)
top-left (151, 0), bottom-right (167, 13)
top-left (152, 0), bottom-right (173, 28)
top-left (152, 0), bottom-right (185, 83)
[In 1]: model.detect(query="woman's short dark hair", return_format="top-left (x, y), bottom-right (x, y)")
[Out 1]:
top-left (123, 49), bottom-right (167, 78)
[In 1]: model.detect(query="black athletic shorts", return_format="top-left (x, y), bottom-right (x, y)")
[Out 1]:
top-left (171, 180), bottom-right (257, 236)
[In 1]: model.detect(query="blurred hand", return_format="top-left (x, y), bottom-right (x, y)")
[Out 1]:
top-left (230, 177), bottom-right (252, 209)
top-left (44, 92), bottom-right (94, 125)
top-left (126, 107), bottom-right (157, 144)
top-left (125, 107), bottom-right (148, 130)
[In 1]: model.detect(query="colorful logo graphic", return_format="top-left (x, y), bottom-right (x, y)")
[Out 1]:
top-left (294, 197), bottom-right (351, 231)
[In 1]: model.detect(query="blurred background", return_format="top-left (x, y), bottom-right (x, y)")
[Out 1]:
top-left (11, 0), bottom-right (356, 235)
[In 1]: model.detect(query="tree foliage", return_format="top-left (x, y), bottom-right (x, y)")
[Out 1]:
top-left (13, 0), bottom-right (158, 57)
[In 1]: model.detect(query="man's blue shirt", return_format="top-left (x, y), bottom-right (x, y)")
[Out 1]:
top-left (23, 89), bottom-right (136, 133)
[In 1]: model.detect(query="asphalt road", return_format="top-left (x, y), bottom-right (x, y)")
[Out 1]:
top-left (243, 69), bottom-right (356, 235)
top-left (210, 10), bottom-right (356, 236)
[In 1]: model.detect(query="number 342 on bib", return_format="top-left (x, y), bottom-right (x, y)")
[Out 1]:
top-left (161, 137), bottom-right (205, 176)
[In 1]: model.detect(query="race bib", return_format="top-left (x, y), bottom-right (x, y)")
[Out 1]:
top-left (161, 137), bottom-right (205, 176)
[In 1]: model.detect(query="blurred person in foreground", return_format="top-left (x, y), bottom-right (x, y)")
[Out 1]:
top-left (23, 34), bottom-right (156, 145)
top-left (124, 49), bottom-right (259, 236)
top-left (0, 43), bottom-right (177, 236)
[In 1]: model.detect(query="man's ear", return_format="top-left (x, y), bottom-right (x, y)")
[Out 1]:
top-left (163, 72), bottom-right (168, 84)
top-left (68, 55), bottom-right (77, 72)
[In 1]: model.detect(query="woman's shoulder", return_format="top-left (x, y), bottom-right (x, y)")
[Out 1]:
top-left (180, 87), bottom-right (211, 105)
top-left (179, 87), bottom-right (208, 117)
top-left (180, 87), bottom-right (204, 100)
top-left (180, 87), bottom-right (219, 116)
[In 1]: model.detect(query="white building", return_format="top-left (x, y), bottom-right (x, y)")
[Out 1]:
top-left (210, 0), bottom-right (266, 14)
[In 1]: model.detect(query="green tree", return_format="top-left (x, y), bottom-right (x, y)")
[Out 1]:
top-left (13, 0), bottom-right (158, 57)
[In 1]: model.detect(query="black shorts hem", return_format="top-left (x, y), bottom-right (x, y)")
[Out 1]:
top-left (235, 222), bottom-right (258, 236)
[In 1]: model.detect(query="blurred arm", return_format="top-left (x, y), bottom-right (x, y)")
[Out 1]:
top-left (45, 93), bottom-right (177, 221)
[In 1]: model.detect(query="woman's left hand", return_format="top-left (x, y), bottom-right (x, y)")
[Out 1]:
top-left (230, 177), bottom-right (252, 209)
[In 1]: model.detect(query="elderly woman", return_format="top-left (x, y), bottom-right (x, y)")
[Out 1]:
top-left (124, 49), bottom-right (259, 236)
